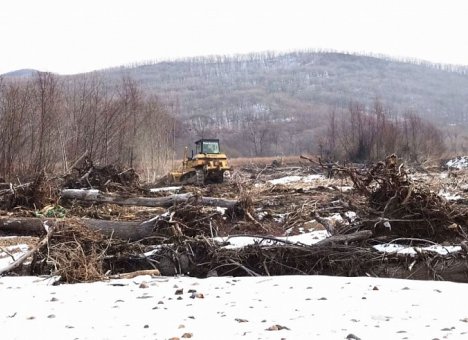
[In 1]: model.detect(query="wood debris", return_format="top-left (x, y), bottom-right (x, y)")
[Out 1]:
top-left (1, 155), bottom-right (468, 283)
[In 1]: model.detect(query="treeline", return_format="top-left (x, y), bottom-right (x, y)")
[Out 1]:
top-left (98, 50), bottom-right (468, 158)
top-left (115, 51), bottom-right (468, 127)
top-left (121, 49), bottom-right (468, 75)
top-left (320, 101), bottom-right (445, 162)
top-left (0, 72), bottom-right (175, 181)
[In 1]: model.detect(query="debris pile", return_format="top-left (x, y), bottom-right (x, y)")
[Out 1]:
top-left (1, 155), bottom-right (468, 283)
top-left (63, 157), bottom-right (141, 193)
top-left (339, 154), bottom-right (468, 241)
top-left (0, 171), bottom-right (60, 210)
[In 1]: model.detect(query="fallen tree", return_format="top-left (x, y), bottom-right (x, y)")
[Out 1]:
top-left (0, 223), bottom-right (55, 275)
top-left (0, 217), bottom-right (157, 241)
top-left (61, 189), bottom-right (238, 209)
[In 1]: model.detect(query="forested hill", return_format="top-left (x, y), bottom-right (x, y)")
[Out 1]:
top-left (94, 51), bottom-right (468, 156)
top-left (101, 51), bottom-right (468, 123)
top-left (3, 52), bottom-right (468, 157)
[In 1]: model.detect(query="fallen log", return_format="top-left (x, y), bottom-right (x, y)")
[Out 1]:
top-left (0, 222), bottom-right (55, 275)
top-left (61, 189), bottom-right (238, 209)
top-left (315, 230), bottom-right (373, 246)
top-left (0, 217), bottom-right (157, 241)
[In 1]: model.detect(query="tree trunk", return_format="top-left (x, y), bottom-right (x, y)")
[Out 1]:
top-left (315, 230), bottom-right (372, 246)
top-left (60, 189), bottom-right (238, 208)
top-left (0, 217), bottom-right (157, 241)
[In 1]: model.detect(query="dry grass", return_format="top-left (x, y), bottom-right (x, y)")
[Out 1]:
top-left (229, 155), bottom-right (303, 167)
top-left (0, 236), bottom-right (39, 248)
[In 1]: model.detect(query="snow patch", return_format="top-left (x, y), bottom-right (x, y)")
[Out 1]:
top-left (374, 243), bottom-right (461, 256)
top-left (216, 206), bottom-right (227, 215)
top-left (336, 186), bottom-right (353, 192)
top-left (0, 244), bottom-right (30, 268)
top-left (438, 190), bottom-right (463, 201)
top-left (216, 230), bottom-right (330, 249)
top-left (446, 156), bottom-right (468, 169)
top-left (268, 174), bottom-right (324, 185)
top-left (344, 211), bottom-right (357, 222)
top-left (149, 186), bottom-right (182, 193)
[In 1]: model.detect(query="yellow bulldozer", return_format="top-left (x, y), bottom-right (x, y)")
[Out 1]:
top-left (169, 139), bottom-right (231, 185)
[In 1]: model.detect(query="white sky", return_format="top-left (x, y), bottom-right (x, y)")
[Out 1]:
top-left (1, 0), bottom-right (468, 74)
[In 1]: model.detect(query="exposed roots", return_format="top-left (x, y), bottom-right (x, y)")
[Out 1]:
top-left (35, 220), bottom-right (136, 283)
top-left (334, 155), bottom-right (468, 242)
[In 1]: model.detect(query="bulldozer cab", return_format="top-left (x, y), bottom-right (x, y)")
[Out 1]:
top-left (195, 139), bottom-right (220, 154)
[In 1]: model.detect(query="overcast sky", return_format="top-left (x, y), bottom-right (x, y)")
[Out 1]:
top-left (1, 0), bottom-right (467, 75)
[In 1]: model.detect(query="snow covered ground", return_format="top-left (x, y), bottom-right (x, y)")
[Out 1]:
top-left (1, 274), bottom-right (468, 340)
top-left (268, 174), bottom-right (324, 185)
top-left (446, 156), bottom-right (468, 170)
top-left (150, 187), bottom-right (182, 193)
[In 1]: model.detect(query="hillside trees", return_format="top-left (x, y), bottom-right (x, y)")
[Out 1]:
top-left (321, 101), bottom-right (445, 162)
top-left (112, 51), bottom-right (467, 156)
top-left (0, 78), bottom-right (32, 178)
top-left (0, 73), bottom-right (174, 181)
top-left (32, 72), bottom-right (61, 172)
top-left (399, 112), bottom-right (444, 161)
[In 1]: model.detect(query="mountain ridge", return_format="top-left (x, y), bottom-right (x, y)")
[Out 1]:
top-left (3, 52), bottom-right (468, 156)
top-left (97, 51), bottom-right (468, 125)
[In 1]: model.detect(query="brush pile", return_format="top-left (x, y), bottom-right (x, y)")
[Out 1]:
top-left (1, 154), bottom-right (468, 283)
top-left (63, 157), bottom-right (142, 193)
top-left (0, 171), bottom-right (60, 210)
top-left (337, 154), bottom-right (468, 242)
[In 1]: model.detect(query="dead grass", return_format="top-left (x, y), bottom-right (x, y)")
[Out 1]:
top-left (0, 236), bottom-right (39, 248)
top-left (229, 155), bottom-right (303, 167)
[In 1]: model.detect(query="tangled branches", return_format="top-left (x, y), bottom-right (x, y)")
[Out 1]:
top-left (335, 155), bottom-right (468, 241)
top-left (148, 236), bottom-right (468, 282)
top-left (31, 220), bottom-right (135, 283)
top-left (63, 157), bottom-right (141, 193)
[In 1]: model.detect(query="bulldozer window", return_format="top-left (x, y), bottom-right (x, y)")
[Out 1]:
top-left (203, 141), bottom-right (219, 154)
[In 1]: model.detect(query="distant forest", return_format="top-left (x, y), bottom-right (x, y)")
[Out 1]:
top-left (1, 51), bottom-right (468, 179)
top-left (100, 51), bottom-right (468, 158)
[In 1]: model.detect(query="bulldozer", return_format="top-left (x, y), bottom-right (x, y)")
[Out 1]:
top-left (168, 139), bottom-right (231, 185)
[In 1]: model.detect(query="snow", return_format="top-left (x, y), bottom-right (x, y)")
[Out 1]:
top-left (374, 243), bottom-right (462, 256)
top-left (149, 186), bottom-right (182, 193)
top-left (268, 174), bottom-right (324, 185)
top-left (66, 189), bottom-right (100, 194)
top-left (337, 185), bottom-right (353, 192)
top-left (324, 212), bottom-right (344, 224)
top-left (272, 213), bottom-right (287, 223)
top-left (447, 156), bottom-right (468, 169)
top-left (268, 175), bottom-right (302, 185)
top-left (1, 274), bottom-right (468, 339)
top-left (0, 244), bottom-right (30, 268)
top-left (344, 211), bottom-right (357, 222)
top-left (440, 172), bottom-right (449, 179)
top-left (216, 206), bottom-right (227, 215)
top-left (216, 230), bottom-right (330, 249)
top-left (438, 190), bottom-right (464, 201)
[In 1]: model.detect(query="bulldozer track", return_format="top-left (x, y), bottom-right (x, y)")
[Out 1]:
top-left (195, 169), bottom-right (205, 185)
